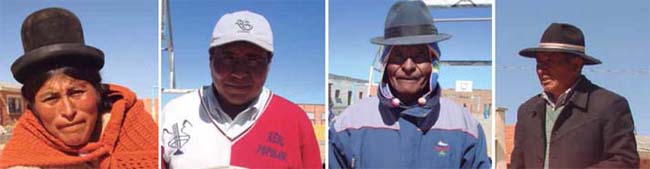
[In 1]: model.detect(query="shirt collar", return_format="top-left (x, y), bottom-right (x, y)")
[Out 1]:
top-left (201, 85), bottom-right (271, 125)
top-left (541, 77), bottom-right (582, 110)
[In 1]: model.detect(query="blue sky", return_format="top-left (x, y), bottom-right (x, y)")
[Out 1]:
top-left (161, 0), bottom-right (325, 105)
top-left (329, 0), bottom-right (492, 90)
top-left (0, 0), bottom-right (158, 99)
top-left (496, 0), bottom-right (650, 134)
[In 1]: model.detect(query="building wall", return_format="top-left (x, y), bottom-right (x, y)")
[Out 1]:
top-left (141, 98), bottom-right (159, 124)
top-left (297, 104), bottom-right (325, 126)
top-left (296, 103), bottom-right (326, 163)
top-left (329, 77), bottom-right (371, 115)
top-left (441, 89), bottom-right (492, 119)
top-left (0, 88), bottom-right (23, 126)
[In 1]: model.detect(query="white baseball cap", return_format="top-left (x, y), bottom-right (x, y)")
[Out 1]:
top-left (209, 10), bottom-right (273, 53)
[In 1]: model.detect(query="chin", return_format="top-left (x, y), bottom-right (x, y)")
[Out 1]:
top-left (223, 95), bottom-right (255, 105)
top-left (63, 137), bottom-right (88, 147)
top-left (394, 88), bottom-right (419, 96)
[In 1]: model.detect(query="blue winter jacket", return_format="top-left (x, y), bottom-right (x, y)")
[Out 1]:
top-left (329, 90), bottom-right (491, 168)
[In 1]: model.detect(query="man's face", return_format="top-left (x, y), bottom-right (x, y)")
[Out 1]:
top-left (210, 41), bottom-right (271, 106)
top-left (385, 45), bottom-right (433, 102)
top-left (535, 52), bottom-right (583, 96)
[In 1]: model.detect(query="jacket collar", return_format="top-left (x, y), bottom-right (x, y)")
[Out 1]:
top-left (377, 83), bottom-right (441, 131)
top-left (530, 75), bottom-right (592, 118)
top-left (567, 75), bottom-right (591, 110)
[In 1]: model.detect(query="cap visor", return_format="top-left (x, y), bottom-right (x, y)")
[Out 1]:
top-left (210, 35), bottom-right (273, 53)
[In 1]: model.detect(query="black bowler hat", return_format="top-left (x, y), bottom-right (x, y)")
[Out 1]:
top-left (519, 23), bottom-right (601, 65)
top-left (11, 7), bottom-right (104, 83)
top-left (370, 0), bottom-right (451, 45)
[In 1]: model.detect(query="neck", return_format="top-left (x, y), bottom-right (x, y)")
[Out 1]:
top-left (547, 75), bottom-right (581, 104)
top-left (391, 84), bottom-right (431, 105)
top-left (213, 87), bottom-right (252, 119)
top-left (394, 90), bottom-right (428, 106)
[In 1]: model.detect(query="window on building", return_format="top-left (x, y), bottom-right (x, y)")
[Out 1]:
top-left (335, 89), bottom-right (341, 103)
top-left (7, 96), bottom-right (23, 115)
top-left (347, 91), bottom-right (352, 105)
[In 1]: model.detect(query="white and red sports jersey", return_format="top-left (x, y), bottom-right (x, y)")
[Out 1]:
top-left (161, 86), bottom-right (321, 168)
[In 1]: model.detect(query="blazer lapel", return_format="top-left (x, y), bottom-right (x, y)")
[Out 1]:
top-left (550, 77), bottom-right (595, 142)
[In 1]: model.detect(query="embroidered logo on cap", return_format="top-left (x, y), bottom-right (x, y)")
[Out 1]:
top-left (236, 19), bottom-right (253, 33)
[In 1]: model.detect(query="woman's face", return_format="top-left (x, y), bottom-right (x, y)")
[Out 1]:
top-left (32, 74), bottom-right (100, 146)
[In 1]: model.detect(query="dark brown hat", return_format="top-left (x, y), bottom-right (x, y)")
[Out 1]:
top-left (11, 7), bottom-right (104, 83)
top-left (519, 23), bottom-right (601, 65)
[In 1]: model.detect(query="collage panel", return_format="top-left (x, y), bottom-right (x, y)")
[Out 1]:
top-left (1, 0), bottom-right (648, 168)
top-left (495, 0), bottom-right (650, 168)
top-left (0, 0), bottom-right (159, 168)
top-left (159, 0), bottom-right (326, 168)
top-left (328, 0), bottom-right (492, 168)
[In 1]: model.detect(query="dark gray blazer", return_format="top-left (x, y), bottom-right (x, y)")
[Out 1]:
top-left (510, 76), bottom-right (639, 168)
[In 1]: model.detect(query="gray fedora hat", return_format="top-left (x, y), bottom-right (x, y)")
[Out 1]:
top-left (371, 0), bottom-right (451, 45)
top-left (519, 23), bottom-right (601, 65)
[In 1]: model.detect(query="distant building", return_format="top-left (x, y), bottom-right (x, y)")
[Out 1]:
top-left (0, 82), bottom-right (23, 126)
top-left (297, 103), bottom-right (325, 126)
top-left (636, 136), bottom-right (650, 168)
top-left (296, 103), bottom-right (326, 163)
top-left (141, 98), bottom-right (159, 123)
top-left (328, 74), bottom-right (376, 115)
top-left (441, 88), bottom-right (492, 120)
top-left (495, 107), bottom-right (508, 169)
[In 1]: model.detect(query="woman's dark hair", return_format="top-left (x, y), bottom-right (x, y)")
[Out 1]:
top-left (21, 66), bottom-right (111, 113)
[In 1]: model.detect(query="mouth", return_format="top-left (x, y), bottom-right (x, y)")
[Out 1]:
top-left (395, 76), bottom-right (421, 83)
top-left (224, 83), bottom-right (252, 90)
top-left (540, 76), bottom-right (553, 85)
top-left (58, 120), bottom-right (86, 131)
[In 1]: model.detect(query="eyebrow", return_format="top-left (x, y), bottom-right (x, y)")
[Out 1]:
top-left (36, 90), bottom-right (58, 101)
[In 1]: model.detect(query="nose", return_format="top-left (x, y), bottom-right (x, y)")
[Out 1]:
top-left (401, 58), bottom-right (417, 74)
top-left (536, 63), bottom-right (548, 74)
top-left (230, 64), bottom-right (248, 79)
top-left (60, 97), bottom-right (77, 121)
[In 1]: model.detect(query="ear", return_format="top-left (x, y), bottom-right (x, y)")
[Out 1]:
top-left (570, 56), bottom-right (585, 72)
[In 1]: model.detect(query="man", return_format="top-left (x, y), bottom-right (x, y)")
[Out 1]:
top-left (161, 10), bottom-right (321, 168)
top-left (510, 23), bottom-right (639, 168)
top-left (328, 1), bottom-right (490, 168)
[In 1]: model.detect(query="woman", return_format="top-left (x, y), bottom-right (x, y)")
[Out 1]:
top-left (0, 8), bottom-right (158, 168)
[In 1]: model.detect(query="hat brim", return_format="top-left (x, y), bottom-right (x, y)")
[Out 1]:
top-left (11, 43), bottom-right (104, 83)
top-left (370, 33), bottom-right (451, 45)
top-left (209, 34), bottom-right (273, 53)
top-left (519, 47), bottom-right (601, 65)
